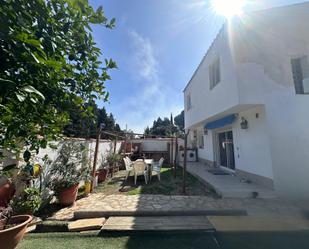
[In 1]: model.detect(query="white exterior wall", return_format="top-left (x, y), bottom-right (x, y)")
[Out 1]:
top-left (231, 4), bottom-right (309, 198)
top-left (195, 106), bottom-right (273, 180)
top-left (184, 3), bottom-right (309, 198)
top-left (1, 139), bottom-right (123, 170)
top-left (184, 26), bottom-right (240, 129)
top-left (232, 106), bottom-right (273, 179)
top-left (197, 131), bottom-right (214, 162)
top-left (139, 140), bottom-right (168, 152)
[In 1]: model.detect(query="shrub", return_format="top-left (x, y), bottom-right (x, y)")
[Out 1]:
top-left (11, 187), bottom-right (42, 215)
top-left (48, 141), bottom-right (88, 195)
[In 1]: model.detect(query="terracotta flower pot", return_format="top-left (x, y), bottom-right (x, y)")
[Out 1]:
top-left (0, 215), bottom-right (32, 249)
top-left (0, 180), bottom-right (15, 207)
top-left (97, 169), bottom-right (108, 183)
top-left (58, 185), bottom-right (79, 206)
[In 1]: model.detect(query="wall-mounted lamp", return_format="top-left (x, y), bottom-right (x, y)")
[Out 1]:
top-left (240, 117), bottom-right (248, 129)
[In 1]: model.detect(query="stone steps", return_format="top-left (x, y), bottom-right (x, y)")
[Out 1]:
top-left (68, 218), bottom-right (106, 232)
top-left (100, 216), bottom-right (215, 232)
top-left (74, 209), bottom-right (247, 220)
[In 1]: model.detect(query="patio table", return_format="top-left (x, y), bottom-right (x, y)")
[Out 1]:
top-left (144, 159), bottom-right (154, 165)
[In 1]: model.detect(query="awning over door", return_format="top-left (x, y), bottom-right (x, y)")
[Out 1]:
top-left (204, 114), bottom-right (237, 130)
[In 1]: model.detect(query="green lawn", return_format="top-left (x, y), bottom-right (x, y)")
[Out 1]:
top-left (18, 232), bottom-right (217, 249)
top-left (94, 166), bottom-right (218, 197)
top-left (18, 231), bottom-right (309, 249)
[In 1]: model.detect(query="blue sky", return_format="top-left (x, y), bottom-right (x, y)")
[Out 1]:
top-left (90, 0), bottom-right (306, 133)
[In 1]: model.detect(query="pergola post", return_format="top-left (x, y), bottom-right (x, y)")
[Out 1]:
top-left (182, 130), bottom-right (189, 194)
top-left (111, 137), bottom-right (117, 178)
top-left (91, 126), bottom-right (102, 192)
top-left (174, 135), bottom-right (178, 178)
top-left (170, 137), bottom-right (173, 165)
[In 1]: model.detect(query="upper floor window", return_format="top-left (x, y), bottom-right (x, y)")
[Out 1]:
top-left (209, 57), bottom-right (221, 90)
top-left (186, 93), bottom-right (192, 110)
top-left (291, 56), bottom-right (309, 94)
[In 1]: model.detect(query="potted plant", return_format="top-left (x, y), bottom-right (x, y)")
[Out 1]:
top-left (0, 164), bottom-right (17, 207)
top-left (0, 206), bottom-right (32, 249)
top-left (96, 155), bottom-right (109, 183)
top-left (49, 141), bottom-right (85, 206)
top-left (96, 165), bottom-right (108, 183)
top-left (106, 153), bottom-right (122, 176)
top-left (11, 187), bottom-right (42, 215)
top-left (51, 178), bottom-right (79, 206)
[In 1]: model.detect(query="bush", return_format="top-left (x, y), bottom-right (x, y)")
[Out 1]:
top-left (48, 141), bottom-right (88, 195)
top-left (11, 187), bottom-right (42, 215)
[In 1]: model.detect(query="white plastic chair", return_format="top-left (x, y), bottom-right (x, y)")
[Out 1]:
top-left (133, 160), bottom-right (148, 185)
top-left (150, 157), bottom-right (164, 182)
top-left (123, 157), bottom-right (133, 181)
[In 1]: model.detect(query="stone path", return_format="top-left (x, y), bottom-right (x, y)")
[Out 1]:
top-left (50, 193), bottom-right (309, 221)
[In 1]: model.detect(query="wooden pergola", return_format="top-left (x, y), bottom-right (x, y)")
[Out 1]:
top-left (90, 128), bottom-right (190, 193)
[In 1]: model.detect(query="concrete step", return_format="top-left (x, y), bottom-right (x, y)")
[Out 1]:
top-left (68, 218), bottom-right (106, 232)
top-left (74, 209), bottom-right (247, 219)
top-left (208, 216), bottom-right (309, 232)
top-left (100, 216), bottom-right (215, 232)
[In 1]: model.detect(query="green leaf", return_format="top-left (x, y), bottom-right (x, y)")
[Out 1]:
top-left (25, 39), bottom-right (42, 49)
top-left (16, 93), bottom-right (26, 102)
top-left (31, 52), bottom-right (40, 63)
top-left (30, 97), bottom-right (38, 103)
top-left (21, 86), bottom-right (45, 100)
top-left (23, 150), bottom-right (31, 162)
top-left (0, 78), bottom-right (15, 84)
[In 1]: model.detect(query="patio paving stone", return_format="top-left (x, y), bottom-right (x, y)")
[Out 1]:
top-left (49, 193), bottom-right (309, 221)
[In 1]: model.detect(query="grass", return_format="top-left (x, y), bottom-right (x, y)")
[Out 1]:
top-left (18, 231), bottom-right (309, 249)
top-left (94, 166), bottom-right (218, 197)
top-left (18, 232), bottom-right (216, 249)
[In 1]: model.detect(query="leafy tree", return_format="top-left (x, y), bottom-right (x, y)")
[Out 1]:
top-left (145, 116), bottom-right (178, 137)
top-left (174, 110), bottom-right (185, 132)
top-left (63, 103), bottom-right (122, 139)
top-left (144, 126), bottom-right (151, 135)
top-left (0, 0), bottom-right (116, 154)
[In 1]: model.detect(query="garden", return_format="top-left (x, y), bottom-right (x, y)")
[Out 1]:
top-left (0, 0), bottom-right (119, 246)
top-left (94, 166), bottom-right (217, 197)
top-left (0, 136), bottom-right (216, 248)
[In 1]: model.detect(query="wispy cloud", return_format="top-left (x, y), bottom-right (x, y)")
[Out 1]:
top-left (129, 30), bottom-right (158, 81)
top-left (116, 30), bottom-right (182, 133)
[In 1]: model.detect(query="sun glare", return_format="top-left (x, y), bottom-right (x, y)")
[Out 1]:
top-left (211, 0), bottom-right (246, 18)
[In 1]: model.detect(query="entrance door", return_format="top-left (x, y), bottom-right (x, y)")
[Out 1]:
top-left (218, 130), bottom-right (235, 170)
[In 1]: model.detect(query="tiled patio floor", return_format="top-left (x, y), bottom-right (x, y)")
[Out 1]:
top-left (181, 162), bottom-right (276, 198)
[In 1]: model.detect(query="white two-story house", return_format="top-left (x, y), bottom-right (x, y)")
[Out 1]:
top-left (184, 3), bottom-right (309, 198)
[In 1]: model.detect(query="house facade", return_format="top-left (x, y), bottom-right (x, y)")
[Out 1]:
top-left (183, 3), bottom-right (309, 198)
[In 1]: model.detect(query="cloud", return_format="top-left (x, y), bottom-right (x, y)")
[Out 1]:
top-left (129, 30), bottom-right (158, 81)
top-left (116, 30), bottom-right (182, 133)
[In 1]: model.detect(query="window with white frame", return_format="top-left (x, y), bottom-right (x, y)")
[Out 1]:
top-left (291, 56), bottom-right (309, 94)
top-left (209, 57), bottom-right (221, 90)
top-left (186, 93), bottom-right (192, 110)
